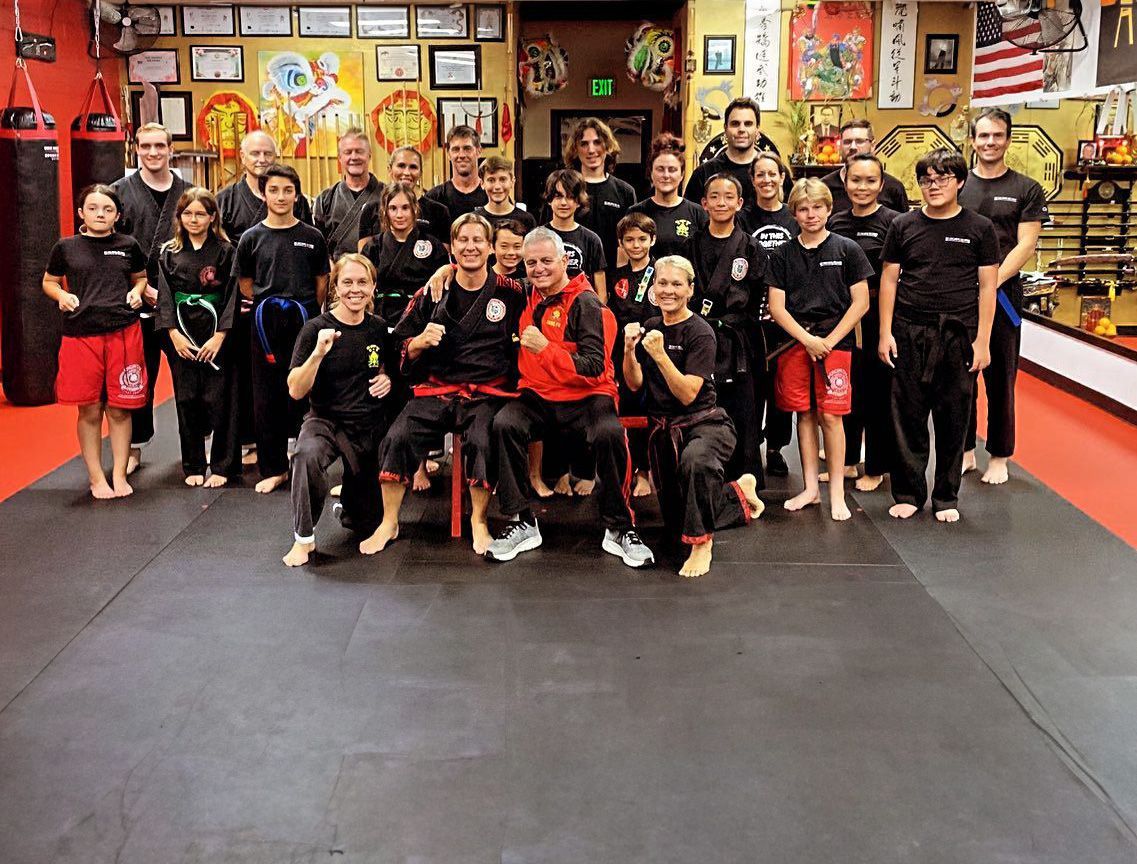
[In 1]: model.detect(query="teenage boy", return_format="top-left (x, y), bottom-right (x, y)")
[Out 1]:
top-left (425, 125), bottom-right (488, 219)
top-left (821, 119), bottom-right (911, 214)
top-left (313, 128), bottom-right (384, 259)
top-left (959, 107), bottom-right (1047, 485)
top-left (543, 168), bottom-right (607, 301)
top-left (236, 165), bottom-right (330, 494)
top-left (767, 179), bottom-right (872, 522)
top-left (878, 149), bottom-right (999, 522)
top-left (474, 155), bottom-right (536, 234)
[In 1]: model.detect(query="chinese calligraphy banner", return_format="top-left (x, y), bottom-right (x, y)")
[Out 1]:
top-left (877, 0), bottom-right (917, 109)
top-left (744, 0), bottom-right (782, 111)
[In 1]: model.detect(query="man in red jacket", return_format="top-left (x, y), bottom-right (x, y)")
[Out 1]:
top-left (487, 228), bottom-right (655, 567)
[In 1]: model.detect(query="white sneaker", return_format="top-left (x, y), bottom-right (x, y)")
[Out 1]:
top-left (602, 528), bottom-right (655, 568)
top-left (486, 519), bottom-right (542, 562)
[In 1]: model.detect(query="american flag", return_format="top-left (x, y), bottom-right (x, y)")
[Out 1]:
top-left (971, 2), bottom-right (1044, 101)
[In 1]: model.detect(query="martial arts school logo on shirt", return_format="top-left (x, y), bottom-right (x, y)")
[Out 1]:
top-left (119, 364), bottom-right (145, 395)
top-left (614, 279), bottom-right (630, 300)
top-left (675, 219), bottom-right (692, 238)
top-left (752, 225), bottom-right (791, 251)
top-left (826, 366), bottom-right (850, 398)
top-left (731, 257), bottom-right (748, 280)
top-left (820, 260), bottom-right (842, 268)
top-left (366, 345), bottom-right (381, 369)
top-left (199, 266), bottom-right (218, 287)
top-left (944, 237), bottom-right (972, 245)
top-left (486, 298), bottom-right (507, 322)
top-left (547, 308), bottom-right (563, 328)
top-left (413, 239), bottom-right (433, 259)
top-left (647, 287), bottom-right (658, 306)
top-left (564, 243), bottom-right (584, 272)
top-left (103, 250), bottom-right (128, 258)
top-left (293, 241), bottom-right (316, 250)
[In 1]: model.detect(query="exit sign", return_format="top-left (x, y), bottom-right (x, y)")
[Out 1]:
top-left (589, 77), bottom-right (615, 98)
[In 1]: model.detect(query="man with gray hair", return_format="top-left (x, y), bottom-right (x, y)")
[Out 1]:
top-left (217, 129), bottom-right (312, 242)
top-left (487, 227), bottom-right (655, 568)
top-left (313, 128), bottom-right (384, 258)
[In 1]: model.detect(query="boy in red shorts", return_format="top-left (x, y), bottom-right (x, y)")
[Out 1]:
top-left (767, 178), bottom-right (871, 520)
top-left (42, 184), bottom-right (148, 499)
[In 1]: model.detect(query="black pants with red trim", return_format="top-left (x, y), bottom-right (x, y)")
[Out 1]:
top-left (291, 416), bottom-right (383, 543)
top-left (250, 336), bottom-right (307, 478)
top-left (617, 379), bottom-right (650, 474)
top-left (493, 392), bottom-right (634, 531)
top-left (842, 309), bottom-right (894, 474)
top-left (966, 309), bottom-right (1020, 458)
top-left (170, 349), bottom-right (239, 478)
top-left (717, 372), bottom-right (765, 487)
top-left (379, 394), bottom-right (503, 487)
top-left (650, 416), bottom-right (750, 544)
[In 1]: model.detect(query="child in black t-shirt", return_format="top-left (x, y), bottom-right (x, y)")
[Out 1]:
top-left (42, 184), bottom-right (147, 499)
top-left (543, 169), bottom-right (607, 301)
top-left (768, 179), bottom-right (871, 521)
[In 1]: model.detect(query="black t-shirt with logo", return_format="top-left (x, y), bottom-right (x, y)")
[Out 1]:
top-left (738, 204), bottom-right (800, 254)
top-left (627, 198), bottom-right (707, 260)
top-left (424, 180), bottom-right (488, 220)
top-left (881, 208), bottom-right (1001, 328)
top-left (636, 313), bottom-right (718, 417)
top-left (46, 233), bottom-right (148, 337)
top-left (579, 175), bottom-right (637, 276)
top-left (291, 311), bottom-right (390, 425)
top-left (823, 169), bottom-right (911, 214)
top-left (474, 205), bottom-right (537, 235)
top-left (958, 168), bottom-right (1047, 310)
top-left (827, 206), bottom-right (901, 294)
top-left (547, 223), bottom-right (606, 280)
top-left (766, 233), bottom-right (874, 350)
top-left (235, 221), bottom-right (330, 306)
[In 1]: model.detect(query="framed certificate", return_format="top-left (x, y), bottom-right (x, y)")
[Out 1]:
top-left (156, 6), bottom-right (176, 35)
top-left (127, 49), bottom-right (180, 85)
top-left (181, 6), bottom-right (235, 36)
top-left (357, 6), bottom-right (409, 39)
top-left (474, 5), bottom-right (504, 42)
top-left (239, 6), bottom-right (292, 36)
top-left (416, 5), bottom-right (468, 39)
top-left (438, 97), bottom-right (497, 147)
top-left (298, 6), bottom-right (351, 37)
top-left (429, 45), bottom-right (481, 90)
top-left (190, 45), bottom-right (244, 82)
top-left (131, 90), bottom-right (193, 141)
top-left (376, 45), bottom-right (420, 82)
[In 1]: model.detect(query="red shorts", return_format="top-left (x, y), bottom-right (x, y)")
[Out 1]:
top-left (774, 343), bottom-right (852, 415)
top-left (56, 322), bottom-right (148, 409)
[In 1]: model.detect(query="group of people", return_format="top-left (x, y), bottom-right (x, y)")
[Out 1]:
top-left (40, 97), bottom-right (1046, 578)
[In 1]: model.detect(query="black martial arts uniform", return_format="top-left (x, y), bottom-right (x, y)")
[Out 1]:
top-left (690, 225), bottom-right (768, 484)
top-left (822, 168), bottom-right (911, 215)
top-left (235, 220), bottom-right (330, 479)
top-left (380, 272), bottom-right (525, 488)
top-left (360, 227), bottom-right (452, 323)
top-left (111, 170), bottom-right (188, 448)
top-left (959, 168), bottom-right (1047, 459)
top-left (829, 205), bottom-right (902, 473)
top-left (473, 205), bottom-right (537, 235)
top-left (547, 223), bottom-right (606, 282)
top-left (289, 311), bottom-right (392, 542)
top-left (627, 197), bottom-right (707, 260)
top-left (155, 236), bottom-right (239, 479)
top-left (424, 180), bottom-right (488, 220)
top-left (881, 208), bottom-right (1000, 511)
top-left (313, 174), bottom-right (384, 259)
top-left (636, 313), bottom-right (754, 544)
top-left (608, 260), bottom-right (659, 474)
top-left (360, 194), bottom-right (451, 247)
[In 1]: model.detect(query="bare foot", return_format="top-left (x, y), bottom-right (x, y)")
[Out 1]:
top-left (90, 478), bottom-right (116, 500)
top-left (185, 474), bottom-right (205, 487)
top-left (855, 474), bottom-right (884, 492)
top-left (530, 474), bottom-right (555, 498)
top-left (679, 539), bottom-right (713, 578)
top-left (889, 503), bottom-right (919, 519)
top-left (573, 477), bottom-right (595, 496)
top-left (472, 520), bottom-right (493, 555)
top-left (330, 484), bottom-right (342, 497)
top-left (112, 477), bottom-right (134, 498)
top-left (412, 465), bottom-right (432, 492)
top-left (830, 498), bottom-right (852, 521)
top-left (204, 474), bottom-right (228, 488)
top-left (425, 459), bottom-right (441, 476)
top-left (819, 466), bottom-right (859, 483)
top-left (632, 472), bottom-right (652, 498)
top-left (962, 450), bottom-right (977, 474)
top-left (737, 473), bottom-right (765, 520)
top-left (553, 473), bottom-right (574, 496)
top-left (359, 520), bottom-right (398, 555)
top-left (981, 457), bottom-right (1009, 485)
top-left (283, 540), bottom-right (315, 567)
top-left (784, 488), bottom-right (821, 511)
top-left (126, 448), bottom-right (141, 476)
top-left (241, 448), bottom-right (258, 466)
top-left (255, 472), bottom-right (289, 494)
top-left (935, 508), bottom-right (960, 523)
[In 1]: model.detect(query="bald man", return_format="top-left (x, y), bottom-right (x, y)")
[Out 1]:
top-left (217, 130), bottom-right (313, 242)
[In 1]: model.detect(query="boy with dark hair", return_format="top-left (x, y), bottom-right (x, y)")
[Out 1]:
top-left (474, 155), bottom-right (536, 234)
top-left (878, 148), bottom-right (999, 522)
top-left (543, 168), bottom-right (607, 301)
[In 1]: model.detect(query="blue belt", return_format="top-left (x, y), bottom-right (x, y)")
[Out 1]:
top-left (255, 296), bottom-right (309, 365)
top-left (997, 288), bottom-right (1022, 327)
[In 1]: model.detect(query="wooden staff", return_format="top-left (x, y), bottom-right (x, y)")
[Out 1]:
top-left (211, 115), bottom-right (225, 192)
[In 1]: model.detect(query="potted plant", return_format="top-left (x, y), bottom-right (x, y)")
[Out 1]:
top-left (776, 99), bottom-right (812, 165)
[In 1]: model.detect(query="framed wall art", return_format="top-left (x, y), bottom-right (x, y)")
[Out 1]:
top-left (190, 45), bottom-right (244, 82)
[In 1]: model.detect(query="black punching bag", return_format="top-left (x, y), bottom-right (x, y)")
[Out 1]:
top-left (0, 66), bottom-right (61, 406)
top-left (70, 75), bottom-right (125, 231)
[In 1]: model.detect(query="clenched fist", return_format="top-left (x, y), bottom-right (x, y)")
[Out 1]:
top-left (520, 325), bottom-right (548, 354)
top-left (641, 329), bottom-right (665, 360)
top-left (415, 322), bottom-right (446, 352)
top-left (314, 328), bottom-right (341, 357)
top-left (624, 321), bottom-right (644, 350)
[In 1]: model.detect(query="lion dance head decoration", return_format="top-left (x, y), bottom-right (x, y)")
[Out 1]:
top-left (518, 35), bottom-right (569, 99)
top-left (626, 23), bottom-right (677, 100)
top-left (262, 52), bottom-right (351, 153)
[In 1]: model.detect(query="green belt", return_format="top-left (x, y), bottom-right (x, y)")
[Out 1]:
top-left (175, 291), bottom-right (223, 306)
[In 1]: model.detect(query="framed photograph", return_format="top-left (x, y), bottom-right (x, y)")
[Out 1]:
top-left (239, 6), bottom-right (292, 36)
top-left (474, 5), bottom-right (504, 42)
top-left (1077, 139), bottom-right (1099, 162)
top-left (437, 97), bottom-right (497, 148)
top-left (127, 50), bottom-right (179, 85)
top-left (416, 5), bottom-right (468, 39)
top-left (924, 34), bottom-right (959, 75)
top-left (429, 45), bottom-right (481, 90)
top-left (376, 45), bottom-right (420, 82)
top-left (190, 45), bottom-right (244, 82)
top-left (298, 6), bottom-right (351, 37)
top-left (703, 35), bottom-right (736, 75)
top-left (181, 6), bottom-right (235, 36)
top-left (357, 6), bottom-right (409, 39)
top-left (810, 103), bottom-right (842, 139)
top-left (156, 6), bottom-right (176, 36)
top-left (130, 90), bottom-right (193, 141)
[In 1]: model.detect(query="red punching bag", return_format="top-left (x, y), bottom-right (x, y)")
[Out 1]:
top-left (70, 73), bottom-right (125, 231)
top-left (0, 64), bottom-right (61, 406)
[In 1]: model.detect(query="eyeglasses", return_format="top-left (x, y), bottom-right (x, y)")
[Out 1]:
top-left (917, 175), bottom-right (957, 189)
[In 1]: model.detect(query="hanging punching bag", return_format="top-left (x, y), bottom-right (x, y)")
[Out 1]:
top-left (70, 73), bottom-right (125, 231)
top-left (0, 65), bottom-right (61, 406)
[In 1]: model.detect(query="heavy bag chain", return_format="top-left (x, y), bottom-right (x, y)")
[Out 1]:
top-left (91, 0), bottom-right (102, 72)
top-left (13, 0), bottom-right (24, 68)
